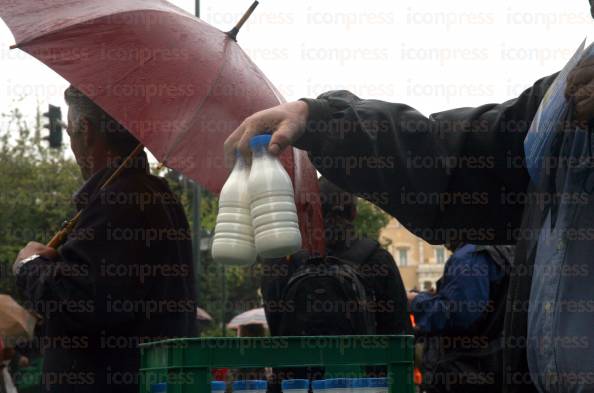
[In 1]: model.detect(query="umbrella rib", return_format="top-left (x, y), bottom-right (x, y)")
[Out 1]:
top-left (105, 54), bottom-right (156, 88)
top-left (160, 38), bottom-right (232, 167)
top-left (244, 48), bottom-right (285, 105)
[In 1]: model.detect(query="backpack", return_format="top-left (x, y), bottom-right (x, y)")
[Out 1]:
top-left (265, 239), bottom-right (410, 392)
top-left (277, 239), bottom-right (380, 336)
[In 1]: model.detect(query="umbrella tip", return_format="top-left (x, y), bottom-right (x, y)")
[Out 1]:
top-left (226, 0), bottom-right (259, 41)
top-left (9, 44), bottom-right (18, 50)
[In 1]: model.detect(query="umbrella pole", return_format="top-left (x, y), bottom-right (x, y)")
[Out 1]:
top-left (226, 1), bottom-right (259, 40)
top-left (46, 143), bottom-right (145, 249)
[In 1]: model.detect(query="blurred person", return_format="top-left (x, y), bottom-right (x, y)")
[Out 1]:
top-left (318, 177), bottom-right (412, 336)
top-left (230, 323), bottom-right (270, 386)
top-left (262, 178), bottom-right (412, 338)
top-left (261, 178), bottom-right (411, 392)
top-left (408, 244), bottom-right (514, 393)
top-left (0, 338), bottom-right (15, 393)
top-left (12, 86), bottom-right (196, 393)
top-left (7, 323), bottom-right (43, 391)
top-left (237, 323), bottom-right (267, 338)
top-left (224, 3), bottom-right (594, 392)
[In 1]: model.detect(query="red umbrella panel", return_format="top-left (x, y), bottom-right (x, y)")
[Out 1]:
top-left (0, 0), bottom-right (324, 255)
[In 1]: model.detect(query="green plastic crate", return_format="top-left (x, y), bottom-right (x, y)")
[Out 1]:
top-left (139, 335), bottom-right (414, 393)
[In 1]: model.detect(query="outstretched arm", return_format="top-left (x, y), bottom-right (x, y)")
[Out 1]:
top-left (225, 74), bottom-right (558, 244)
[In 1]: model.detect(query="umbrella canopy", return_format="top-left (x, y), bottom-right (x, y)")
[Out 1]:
top-left (0, 0), bottom-right (325, 255)
top-left (196, 307), bottom-right (213, 322)
top-left (0, 295), bottom-right (37, 345)
top-left (0, 0), bottom-right (282, 193)
top-left (227, 307), bottom-right (267, 329)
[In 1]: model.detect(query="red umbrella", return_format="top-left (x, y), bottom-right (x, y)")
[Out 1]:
top-left (0, 0), bottom-right (324, 253)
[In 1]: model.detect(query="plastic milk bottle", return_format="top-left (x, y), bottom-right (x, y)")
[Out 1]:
top-left (212, 153), bottom-right (257, 265)
top-left (248, 135), bottom-right (301, 258)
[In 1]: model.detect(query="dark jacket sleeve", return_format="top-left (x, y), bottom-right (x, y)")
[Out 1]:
top-left (296, 74), bottom-right (558, 244)
top-left (368, 248), bottom-right (413, 335)
top-left (16, 190), bottom-right (148, 335)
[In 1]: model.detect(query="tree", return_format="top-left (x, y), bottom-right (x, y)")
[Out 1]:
top-left (353, 199), bottom-right (391, 244)
top-left (0, 104), bottom-right (262, 336)
top-left (0, 104), bottom-right (392, 336)
top-left (0, 106), bottom-right (81, 297)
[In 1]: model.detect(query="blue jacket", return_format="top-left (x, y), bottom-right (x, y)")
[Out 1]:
top-left (411, 244), bottom-right (505, 335)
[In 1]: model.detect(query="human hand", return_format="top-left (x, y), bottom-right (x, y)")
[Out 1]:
top-left (224, 100), bottom-right (309, 167)
top-left (15, 241), bottom-right (58, 263)
top-left (566, 58), bottom-right (594, 123)
top-left (18, 355), bottom-right (29, 368)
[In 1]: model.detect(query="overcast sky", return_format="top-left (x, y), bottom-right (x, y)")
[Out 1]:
top-left (0, 0), bottom-right (592, 135)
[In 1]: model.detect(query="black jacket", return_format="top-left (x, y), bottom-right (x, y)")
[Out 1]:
top-left (261, 240), bottom-right (412, 337)
top-left (333, 240), bottom-right (412, 336)
top-left (261, 239), bottom-right (412, 391)
top-left (296, 74), bottom-right (558, 393)
top-left (16, 154), bottom-right (196, 393)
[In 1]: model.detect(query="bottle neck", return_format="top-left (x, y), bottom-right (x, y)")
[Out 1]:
top-left (251, 145), bottom-right (269, 159)
top-left (233, 153), bottom-right (248, 171)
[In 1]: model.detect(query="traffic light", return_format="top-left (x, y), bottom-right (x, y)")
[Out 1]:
top-left (43, 104), bottom-right (63, 149)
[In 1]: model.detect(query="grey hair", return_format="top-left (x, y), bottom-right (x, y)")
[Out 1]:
top-left (64, 86), bottom-right (139, 155)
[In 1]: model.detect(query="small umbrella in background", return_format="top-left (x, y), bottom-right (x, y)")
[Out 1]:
top-left (196, 307), bottom-right (213, 322)
top-left (0, 295), bottom-right (37, 346)
top-left (227, 308), bottom-right (267, 330)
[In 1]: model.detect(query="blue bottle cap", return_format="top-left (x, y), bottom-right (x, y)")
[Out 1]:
top-left (367, 378), bottom-right (388, 387)
top-left (282, 379), bottom-right (309, 390)
top-left (249, 134), bottom-right (272, 150)
top-left (232, 380), bottom-right (268, 390)
top-left (325, 378), bottom-right (349, 388)
top-left (150, 382), bottom-right (167, 393)
top-left (312, 380), bottom-right (326, 390)
top-left (350, 378), bottom-right (368, 388)
top-left (211, 381), bottom-right (226, 392)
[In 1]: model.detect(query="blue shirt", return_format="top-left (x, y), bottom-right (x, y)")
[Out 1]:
top-left (526, 125), bottom-right (594, 393)
top-left (522, 43), bottom-right (594, 393)
top-left (411, 244), bottom-right (504, 335)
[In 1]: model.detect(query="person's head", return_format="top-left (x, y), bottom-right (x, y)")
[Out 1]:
top-left (64, 86), bottom-right (139, 179)
top-left (319, 177), bottom-right (358, 249)
top-left (237, 323), bottom-right (266, 337)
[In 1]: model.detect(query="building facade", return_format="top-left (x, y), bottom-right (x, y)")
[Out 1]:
top-left (379, 218), bottom-right (450, 291)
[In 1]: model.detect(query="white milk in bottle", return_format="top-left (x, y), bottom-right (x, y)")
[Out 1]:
top-left (248, 134), bottom-right (301, 258)
top-left (211, 152), bottom-right (257, 265)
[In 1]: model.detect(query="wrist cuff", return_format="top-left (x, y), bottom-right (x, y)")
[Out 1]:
top-left (295, 98), bottom-right (333, 150)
